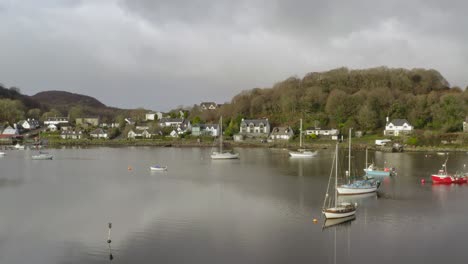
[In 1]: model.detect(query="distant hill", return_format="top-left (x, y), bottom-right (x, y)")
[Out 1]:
top-left (0, 85), bottom-right (42, 109)
top-left (32, 90), bottom-right (107, 110)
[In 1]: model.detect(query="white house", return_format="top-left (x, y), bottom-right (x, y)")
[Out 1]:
top-left (44, 117), bottom-right (69, 125)
top-left (1, 125), bottom-right (19, 136)
top-left (60, 130), bottom-right (83, 139)
top-left (270, 127), bottom-right (294, 140)
top-left (193, 124), bottom-right (219, 137)
top-left (127, 129), bottom-right (152, 139)
top-left (159, 118), bottom-right (183, 127)
top-left (18, 119), bottom-right (40, 130)
top-left (145, 112), bottom-right (157, 121)
top-left (200, 102), bottom-right (217, 111)
top-left (48, 124), bottom-right (58, 132)
top-left (145, 112), bottom-right (164, 121)
top-left (384, 118), bottom-right (413, 136)
top-left (90, 128), bottom-right (109, 139)
top-left (239, 119), bottom-right (270, 136)
top-left (305, 128), bottom-right (339, 137)
top-left (204, 124), bottom-right (219, 137)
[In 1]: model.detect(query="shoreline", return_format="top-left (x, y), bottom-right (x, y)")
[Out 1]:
top-left (12, 138), bottom-right (468, 152)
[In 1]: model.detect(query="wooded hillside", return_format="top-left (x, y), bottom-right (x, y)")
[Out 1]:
top-left (216, 67), bottom-right (467, 133)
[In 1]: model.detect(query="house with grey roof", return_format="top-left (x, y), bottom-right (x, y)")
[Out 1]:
top-left (270, 127), bottom-right (294, 140)
top-left (239, 118), bottom-right (270, 137)
top-left (90, 128), bottom-right (109, 139)
top-left (192, 124), bottom-right (219, 137)
top-left (128, 128), bottom-right (152, 139)
top-left (18, 119), bottom-right (40, 130)
top-left (200, 102), bottom-right (217, 111)
top-left (384, 118), bottom-right (413, 136)
top-left (44, 117), bottom-right (69, 126)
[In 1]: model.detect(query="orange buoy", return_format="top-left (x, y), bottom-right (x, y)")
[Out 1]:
top-left (128, 166), bottom-right (132, 171)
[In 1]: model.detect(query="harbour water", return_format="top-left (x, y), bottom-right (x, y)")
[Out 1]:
top-left (1, 147), bottom-right (468, 263)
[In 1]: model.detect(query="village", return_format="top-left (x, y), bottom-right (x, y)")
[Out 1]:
top-left (3, 100), bottom-right (463, 149)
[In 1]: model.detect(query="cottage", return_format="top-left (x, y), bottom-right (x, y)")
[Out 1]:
top-left (200, 102), bottom-right (217, 111)
top-left (48, 124), bottom-right (58, 132)
top-left (60, 130), bottom-right (83, 139)
top-left (90, 128), bottom-right (109, 139)
top-left (1, 125), bottom-right (19, 136)
top-left (270, 127), bottom-right (294, 140)
top-left (159, 118), bottom-right (183, 127)
top-left (145, 112), bottom-right (157, 121)
top-left (192, 124), bottom-right (219, 137)
top-left (305, 128), bottom-right (339, 137)
top-left (18, 119), bottom-right (40, 130)
top-left (44, 117), bottom-right (69, 125)
top-left (239, 119), bottom-right (270, 136)
top-left (384, 118), bottom-right (413, 136)
top-left (127, 129), bottom-right (152, 139)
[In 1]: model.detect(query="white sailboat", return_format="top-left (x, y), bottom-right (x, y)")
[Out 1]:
top-left (336, 129), bottom-right (379, 195)
top-left (322, 143), bottom-right (357, 219)
top-left (211, 116), bottom-right (239, 160)
top-left (289, 119), bottom-right (317, 158)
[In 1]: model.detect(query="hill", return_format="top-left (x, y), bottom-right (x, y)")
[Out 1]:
top-left (214, 67), bottom-right (468, 134)
top-left (32, 90), bottom-right (107, 110)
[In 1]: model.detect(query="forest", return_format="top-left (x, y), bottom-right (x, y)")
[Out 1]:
top-left (209, 67), bottom-right (467, 135)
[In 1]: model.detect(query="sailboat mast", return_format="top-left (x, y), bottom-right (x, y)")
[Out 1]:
top-left (348, 128), bottom-right (352, 183)
top-left (365, 147), bottom-right (368, 168)
top-left (335, 142), bottom-right (338, 208)
top-left (220, 116), bottom-right (223, 153)
top-left (299, 118), bottom-right (303, 148)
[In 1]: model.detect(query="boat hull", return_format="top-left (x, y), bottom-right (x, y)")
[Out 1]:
top-left (150, 166), bottom-right (167, 171)
top-left (336, 185), bottom-right (378, 195)
top-left (323, 205), bottom-right (357, 219)
top-left (289, 151), bottom-right (317, 158)
top-left (32, 154), bottom-right (53, 160)
top-left (323, 215), bottom-right (356, 228)
top-left (364, 169), bottom-right (391, 177)
top-left (211, 152), bottom-right (239, 160)
top-left (431, 174), bottom-right (467, 184)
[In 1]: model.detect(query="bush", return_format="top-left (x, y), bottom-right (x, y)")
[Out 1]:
top-left (406, 137), bottom-right (419, 146)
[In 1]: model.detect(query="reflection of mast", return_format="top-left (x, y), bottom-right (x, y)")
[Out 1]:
top-left (108, 243), bottom-right (114, 262)
top-left (334, 227), bottom-right (337, 264)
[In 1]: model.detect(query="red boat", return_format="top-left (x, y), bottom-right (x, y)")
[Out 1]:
top-left (431, 161), bottom-right (467, 184)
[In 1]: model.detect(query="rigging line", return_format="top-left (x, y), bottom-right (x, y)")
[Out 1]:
top-left (323, 145), bottom-right (337, 211)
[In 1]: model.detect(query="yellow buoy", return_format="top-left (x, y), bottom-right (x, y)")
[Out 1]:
top-left (313, 218), bottom-right (318, 224)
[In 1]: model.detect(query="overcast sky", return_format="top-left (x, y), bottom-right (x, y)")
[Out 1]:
top-left (0, 0), bottom-right (466, 110)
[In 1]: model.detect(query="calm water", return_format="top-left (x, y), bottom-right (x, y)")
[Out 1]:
top-left (1, 147), bottom-right (468, 264)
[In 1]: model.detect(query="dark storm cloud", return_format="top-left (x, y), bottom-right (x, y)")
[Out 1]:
top-left (0, 0), bottom-right (466, 110)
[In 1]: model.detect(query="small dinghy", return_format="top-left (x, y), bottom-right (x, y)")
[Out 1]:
top-left (150, 165), bottom-right (167, 171)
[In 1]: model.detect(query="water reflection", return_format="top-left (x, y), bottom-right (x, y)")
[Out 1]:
top-left (1, 147), bottom-right (468, 263)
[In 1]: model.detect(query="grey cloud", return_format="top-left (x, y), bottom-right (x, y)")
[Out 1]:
top-left (0, 0), bottom-right (467, 111)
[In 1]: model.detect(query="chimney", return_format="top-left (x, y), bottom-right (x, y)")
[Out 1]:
top-left (386, 116), bottom-right (389, 123)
